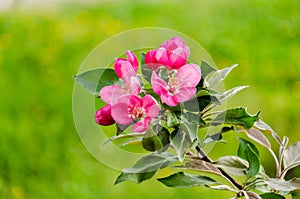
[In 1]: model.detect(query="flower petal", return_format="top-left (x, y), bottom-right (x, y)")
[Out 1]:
top-left (130, 76), bottom-right (141, 96)
top-left (155, 48), bottom-right (170, 67)
top-left (160, 91), bottom-right (178, 106)
top-left (114, 58), bottom-right (127, 78)
top-left (142, 95), bottom-right (159, 119)
top-left (174, 87), bottom-right (196, 103)
top-left (145, 49), bottom-right (161, 70)
top-left (111, 103), bottom-right (132, 125)
top-left (126, 50), bottom-right (138, 72)
top-left (171, 37), bottom-right (190, 55)
top-left (129, 94), bottom-right (143, 107)
top-left (132, 117), bottom-right (151, 133)
top-left (100, 85), bottom-right (123, 104)
top-left (151, 71), bottom-right (168, 95)
top-left (120, 61), bottom-right (136, 84)
top-left (177, 64), bottom-right (201, 87)
top-left (169, 47), bottom-right (188, 69)
top-left (158, 37), bottom-right (190, 69)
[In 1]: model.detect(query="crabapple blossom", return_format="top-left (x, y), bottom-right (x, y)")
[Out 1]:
top-left (151, 64), bottom-right (201, 106)
top-left (145, 37), bottom-right (190, 70)
top-left (111, 94), bottom-right (159, 133)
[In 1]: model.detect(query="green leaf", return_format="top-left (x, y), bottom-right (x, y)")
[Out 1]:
top-left (157, 172), bottom-right (216, 188)
top-left (212, 107), bottom-right (260, 129)
top-left (182, 112), bottom-right (206, 127)
top-left (116, 123), bottom-right (131, 136)
top-left (142, 126), bottom-right (170, 152)
top-left (170, 127), bottom-right (192, 162)
top-left (73, 68), bottom-right (119, 95)
top-left (237, 138), bottom-right (260, 179)
top-left (203, 126), bottom-right (234, 145)
top-left (142, 130), bottom-right (163, 152)
top-left (123, 152), bottom-right (177, 174)
top-left (118, 137), bottom-right (142, 147)
top-left (254, 119), bottom-right (282, 145)
top-left (244, 144), bottom-right (260, 179)
top-left (283, 141), bottom-right (300, 173)
top-left (238, 137), bottom-right (260, 159)
top-left (264, 178), bottom-right (300, 192)
top-left (198, 95), bottom-right (220, 111)
top-left (244, 191), bottom-right (262, 199)
top-left (198, 60), bottom-right (216, 88)
top-left (205, 64), bottom-right (237, 89)
top-left (178, 159), bottom-right (222, 176)
top-left (141, 53), bottom-right (152, 82)
top-left (206, 184), bottom-right (238, 193)
top-left (104, 132), bottom-right (144, 145)
top-left (242, 128), bottom-right (271, 149)
top-left (260, 193), bottom-right (285, 199)
top-left (115, 152), bottom-right (178, 184)
top-left (166, 110), bottom-right (180, 127)
top-left (218, 86), bottom-right (249, 104)
top-left (114, 171), bottom-right (156, 185)
top-left (180, 119), bottom-right (199, 143)
top-left (184, 95), bottom-right (219, 112)
top-left (215, 156), bottom-right (249, 176)
top-left (200, 60), bottom-right (216, 78)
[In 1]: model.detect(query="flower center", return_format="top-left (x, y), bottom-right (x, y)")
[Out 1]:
top-left (167, 75), bottom-right (179, 95)
top-left (128, 104), bottom-right (144, 120)
top-left (121, 85), bottom-right (132, 94)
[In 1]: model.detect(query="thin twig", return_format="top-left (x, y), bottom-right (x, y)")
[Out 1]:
top-left (243, 180), bottom-right (264, 191)
top-left (195, 146), bottom-right (243, 190)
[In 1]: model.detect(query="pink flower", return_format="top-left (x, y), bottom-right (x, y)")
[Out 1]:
top-left (151, 64), bottom-right (201, 106)
top-left (100, 76), bottom-right (140, 105)
top-left (100, 51), bottom-right (141, 105)
top-left (111, 94), bottom-right (160, 133)
top-left (114, 50), bottom-right (138, 83)
top-left (145, 37), bottom-right (190, 70)
top-left (95, 104), bottom-right (115, 126)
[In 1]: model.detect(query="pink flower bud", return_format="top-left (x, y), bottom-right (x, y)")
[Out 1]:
top-left (126, 50), bottom-right (138, 72)
top-left (145, 37), bottom-right (190, 70)
top-left (114, 51), bottom-right (138, 79)
top-left (145, 49), bottom-right (161, 70)
top-left (94, 104), bottom-right (115, 126)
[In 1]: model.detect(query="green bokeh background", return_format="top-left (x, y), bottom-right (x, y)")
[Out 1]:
top-left (1, 0), bottom-right (300, 198)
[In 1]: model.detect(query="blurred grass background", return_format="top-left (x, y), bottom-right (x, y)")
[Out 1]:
top-left (0, 0), bottom-right (300, 198)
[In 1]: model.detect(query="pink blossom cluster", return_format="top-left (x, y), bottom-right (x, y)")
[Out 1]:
top-left (95, 37), bottom-right (201, 133)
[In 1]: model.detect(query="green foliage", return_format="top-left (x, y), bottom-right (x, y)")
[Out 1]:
top-left (215, 156), bottom-right (248, 176)
top-left (142, 126), bottom-right (170, 152)
top-left (170, 127), bottom-right (192, 162)
top-left (157, 172), bottom-right (216, 188)
top-left (193, 95), bottom-right (220, 112)
top-left (244, 144), bottom-right (260, 179)
top-left (283, 142), bottom-right (300, 173)
top-left (114, 171), bottom-right (156, 185)
top-left (264, 178), bottom-right (300, 192)
top-left (73, 68), bottom-right (119, 95)
top-left (121, 152), bottom-right (178, 174)
top-left (141, 53), bottom-right (152, 82)
top-left (238, 137), bottom-right (260, 159)
top-left (213, 108), bottom-right (260, 129)
top-left (205, 64), bottom-right (237, 89)
top-left (237, 138), bottom-right (260, 179)
top-left (260, 193), bottom-right (285, 199)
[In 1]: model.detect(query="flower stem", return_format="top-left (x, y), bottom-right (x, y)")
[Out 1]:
top-left (195, 146), bottom-right (243, 190)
